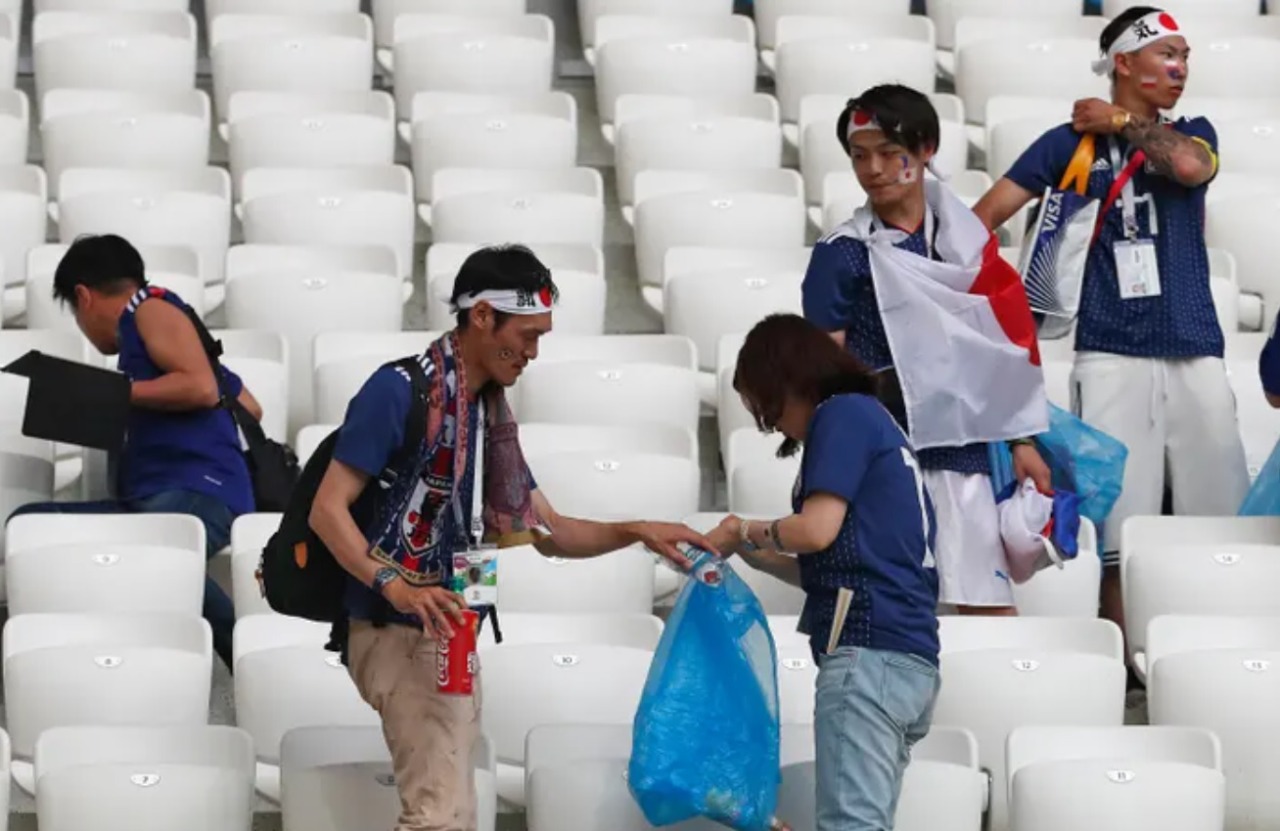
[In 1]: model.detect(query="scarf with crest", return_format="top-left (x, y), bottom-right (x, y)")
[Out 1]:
top-left (371, 332), bottom-right (545, 586)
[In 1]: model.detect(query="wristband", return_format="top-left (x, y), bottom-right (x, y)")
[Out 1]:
top-left (739, 518), bottom-right (760, 553)
top-left (1008, 437), bottom-right (1035, 449)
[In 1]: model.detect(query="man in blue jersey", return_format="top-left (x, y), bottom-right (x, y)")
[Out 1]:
top-left (309, 244), bottom-right (716, 831)
top-left (974, 6), bottom-right (1249, 639)
top-left (803, 83), bottom-right (1050, 617)
top-left (8, 234), bottom-right (261, 668)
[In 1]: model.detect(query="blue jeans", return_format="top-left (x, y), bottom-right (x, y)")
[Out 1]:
top-left (8, 489), bottom-right (237, 669)
top-left (814, 647), bottom-right (941, 831)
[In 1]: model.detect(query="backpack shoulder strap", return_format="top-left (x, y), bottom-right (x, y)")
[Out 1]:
top-left (178, 304), bottom-right (272, 447)
top-left (381, 355), bottom-right (431, 474)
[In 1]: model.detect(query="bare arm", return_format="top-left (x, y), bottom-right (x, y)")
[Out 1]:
top-left (744, 493), bottom-right (849, 555)
top-left (309, 459), bottom-right (383, 589)
top-left (309, 458), bottom-right (467, 637)
top-left (1120, 114), bottom-right (1216, 188)
top-left (236, 385), bottom-right (263, 422)
top-left (973, 178), bottom-right (1039, 233)
top-left (706, 497), bottom-right (847, 586)
top-left (131, 300), bottom-right (221, 411)
top-left (530, 489), bottom-right (716, 569)
top-left (736, 546), bottom-right (803, 587)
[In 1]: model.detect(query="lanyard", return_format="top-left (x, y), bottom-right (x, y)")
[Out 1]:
top-left (452, 398), bottom-right (486, 548)
top-left (1105, 137), bottom-right (1155, 241)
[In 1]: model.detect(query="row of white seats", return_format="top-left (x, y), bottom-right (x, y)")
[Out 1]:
top-left (1, 603), bottom-right (1274, 828)
top-left (6, 509), bottom-right (1280, 823)
top-left (21, 5), bottom-right (1280, 146)
top-left (0, 720), bottom-right (1239, 831)
top-left (0, 718), bottom-right (1236, 831)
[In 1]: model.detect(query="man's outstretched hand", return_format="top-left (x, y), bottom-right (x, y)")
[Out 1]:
top-left (627, 521), bottom-right (721, 571)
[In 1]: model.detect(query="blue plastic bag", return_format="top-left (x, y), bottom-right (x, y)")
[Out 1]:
top-left (1240, 439), bottom-right (1280, 515)
top-left (989, 403), bottom-right (1128, 535)
top-left (629, 551), bottom-right (781, 831)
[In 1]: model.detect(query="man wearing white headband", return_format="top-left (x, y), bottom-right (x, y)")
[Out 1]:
top-left (804, 84), bottom-right (1051, 618)
top-left (975, 6), bottom-right (1247, 662)
top-left (309, 244), bottom-right (718, 831)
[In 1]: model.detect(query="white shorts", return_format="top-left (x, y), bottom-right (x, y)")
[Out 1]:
top-left (921, 469), bottom-right (1014, 608)
top-left (1071, 353), bottom-right (1250, 562)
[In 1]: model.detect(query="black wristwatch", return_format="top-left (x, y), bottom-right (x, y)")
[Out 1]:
top-left (372, 567), bottom-right (400, 595)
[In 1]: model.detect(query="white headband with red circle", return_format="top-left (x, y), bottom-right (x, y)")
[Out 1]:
top-left (456, 288), bottom-right (555, 315)
top-left (1092, 11), bottom-right (1182, 76)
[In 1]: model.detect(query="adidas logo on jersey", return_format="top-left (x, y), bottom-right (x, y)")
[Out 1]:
top-left (1091, 158), bottom-right (1112, 172)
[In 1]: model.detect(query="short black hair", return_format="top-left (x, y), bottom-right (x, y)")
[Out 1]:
top-left (836, 84), bottom-right (940, 157)
top-left (1100, 6), bottom-right (1163, 52)
top-left (52, 234), bottom-right (147, 309)
top-left (450, 244), bottom-right (559, 330)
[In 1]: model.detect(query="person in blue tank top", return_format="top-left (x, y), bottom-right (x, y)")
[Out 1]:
top-left (707, 314), bottom-right (940, 831)
top-left (8, 234), bottom-right (261, 668)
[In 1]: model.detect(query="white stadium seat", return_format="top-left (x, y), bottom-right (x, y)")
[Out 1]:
top-left (42, 89), bottom-right (210, 197)
top-left (390, 15), bottom-right (554, 113)
top-left (35, 725), bottom-right (255, 831)
top-left (55, 167), bottom-right (231, 289)
top-left (479, 612), bottom-right (663, 650)
top-left (280, 725), bottom-right (496, 831)
top-left (4, 612), bottom-right (213, 793)
top-left (1122, 523), bottom-right (1280, 677)
top-left (956, 38), bottom-right (1107, 128)
top-left (494, 544), bottom-right (658, 615)
top-left (233, 614), bottom-right (379, 801)
top-left (775, 37), bottom-right (936, 127)
top-left (616, 114), bottom-right (782, 212)
top-left (225, 265), bottom-right (403, 435)
top-left (239, 165), bottom-right (415, 281)
top-left (482, 642), bottom-right (653, 807)
top-left (210, 14), bottom-right (374, 122)
top-left (530, 451), bottom-right (700, 522)
top-left (596, 36), bottom-right (756, 133)
top-left (1149, 649), bottom-right (1280, 830)
top-left (228, 110), bottom-right (395, 198)
top-left (32, 11), bottom-right (194, 104)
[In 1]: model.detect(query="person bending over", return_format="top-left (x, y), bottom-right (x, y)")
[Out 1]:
top-left (309, 244), bottom-right (716, 831)
top-left (709, 313), bottom-right (939, 831)
top-left (9, 234), bottom-right (260, 669)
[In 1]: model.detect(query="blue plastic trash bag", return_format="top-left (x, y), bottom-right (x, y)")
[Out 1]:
top-left (989, 403), bottom-right (1127, 536)
top-left (1240, 439), bottom-right (1280, 515)
top-left (629, 550), bottom-right (782, 831)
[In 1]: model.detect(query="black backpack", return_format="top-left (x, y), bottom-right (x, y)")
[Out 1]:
top-left (258, 356), bottom-right (429, 624)
top-left (184, 307), bottom-right (301, 512)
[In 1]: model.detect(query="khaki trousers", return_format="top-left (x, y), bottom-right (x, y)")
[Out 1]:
top-left (348, 620), bottom-right (482, 831)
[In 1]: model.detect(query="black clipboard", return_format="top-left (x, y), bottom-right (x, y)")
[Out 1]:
top-left (2, 350), bottom-right (130, 452)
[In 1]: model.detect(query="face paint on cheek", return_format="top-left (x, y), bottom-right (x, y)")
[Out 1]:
top-left (897, 155), bottom-right (918, 185)
top-left (1139, 74), bottom-right (1160, 89)
top-left (1163, 60), bottom-right (1185, 82)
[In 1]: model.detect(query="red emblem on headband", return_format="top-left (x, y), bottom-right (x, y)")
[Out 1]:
top-left (1158, 13), bottom-right (1178, 31)
top-left (538, 286), bottom-right (553, 307)
top-left (852, 110), bottom-right (873, 126)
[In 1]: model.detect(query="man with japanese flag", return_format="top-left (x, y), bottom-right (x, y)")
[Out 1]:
top-left (803, 84), bottom-right (1050, 616)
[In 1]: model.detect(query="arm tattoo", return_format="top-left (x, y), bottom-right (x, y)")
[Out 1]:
top-left (1120, 115), bottom-right (1214, 182)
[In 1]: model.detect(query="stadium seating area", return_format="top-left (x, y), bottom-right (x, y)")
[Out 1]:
top-left (1, 0), bottom-right (1279, 829)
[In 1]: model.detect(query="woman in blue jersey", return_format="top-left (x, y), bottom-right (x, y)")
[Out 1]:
top-left (709, 314), bottom-right (940, 831)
